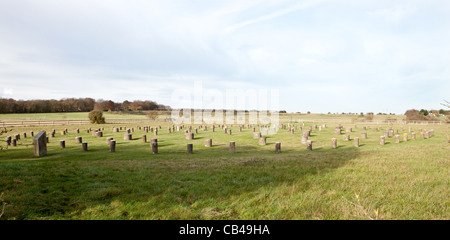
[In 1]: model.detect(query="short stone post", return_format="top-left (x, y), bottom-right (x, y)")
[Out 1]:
top-left (82, 142), bottom-right (88, 151)
top-left (142, 135), bottom-right (147, 143)
top-left (124, 134), bottom-right (132, 140)
top-left (187, 143), bottom-right (193, 154)
top-left (75, 136), bottom-right (82, 143)
top-left (229, 141), bottom-right (235, 154)
top-left (60, 140), bottom-right (66, 148)
top-left (205, 139), bottom-right (212, 147)
top-left (331, 138), bottom-right (337, 149)
top-left (186, 133), bottom-right (194, 140)
top-left (259, 137), bottom-right (266, 145)
top-left (394, 135), bottom-right (400, 143)
top-left (306, 140), bottom-right (312, 151)
top-left (361, 132), bottom-right (367, 139)
top-left (33, 131), bottom-right (47, 157)
top-left (151, 141), bottom-right (158, 154)
top-left (110, 140), bottom-right (116, 152)
top-left (380, 136), bottom-right (385, 145)
top-left (334, 128), bottom-right (341, 135)
top-left (354, 137), bottom-right (359, 147)
top-left (253, 132), bottom-right (261, 139)
top-left (403, 133), bottom-right (408, 142)
top-left (275, 142), bottom-right (281, 153)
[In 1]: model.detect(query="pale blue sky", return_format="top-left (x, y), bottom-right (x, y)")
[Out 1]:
top-left (0, 0), bottom-right (449, 113)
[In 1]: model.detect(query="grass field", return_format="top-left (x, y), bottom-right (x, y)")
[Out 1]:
top-left (0, 111), bottom-right (407, 121)
top-left (0, 113), bottom-right (449, 220)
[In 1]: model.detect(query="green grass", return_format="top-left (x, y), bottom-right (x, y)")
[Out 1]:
top-left (0, 112), bottom-right (407, 121)
top-left (0, 118), bottom-right (448, 220)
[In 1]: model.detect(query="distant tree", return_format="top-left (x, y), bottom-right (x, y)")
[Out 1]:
top-left (122, 100), bottom-right (130, 110)
top-left (419, 109), bottom-right (429, 116)
top-left (130, 101), bottom-right (142, 111)
top-left (88, 110), bottom-right (106, 124)
top-left (146, 111), bottom-right (160, 120)
top-left (0, 98), bottom-right (169, 113)
top-left (102, 100), bottom-right (115, 111)
top-left (405, 109), bottom-right (428, 121)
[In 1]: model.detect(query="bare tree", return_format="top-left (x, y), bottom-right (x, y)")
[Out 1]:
top-left (147, 110), bottom-right (160, 121)
top-left (441, 99), bottom-right (450, 108)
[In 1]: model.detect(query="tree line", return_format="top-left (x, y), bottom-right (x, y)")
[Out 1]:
top-left (0, 98), bottom-right (170, 114)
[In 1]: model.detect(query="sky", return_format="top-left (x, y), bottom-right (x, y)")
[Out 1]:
top-left (0, 0), bottom-right (449, 114)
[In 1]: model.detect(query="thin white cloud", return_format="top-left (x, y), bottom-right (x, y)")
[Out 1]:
top-left (367, 6), bottom-right (418, 25)
top-left (222, 0), bottom-right (323, 34)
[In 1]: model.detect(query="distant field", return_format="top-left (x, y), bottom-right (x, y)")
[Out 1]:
top-left (0, 111), bottom-right (410, 122)
top-left (0, 114), bottom-right (448, 220)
